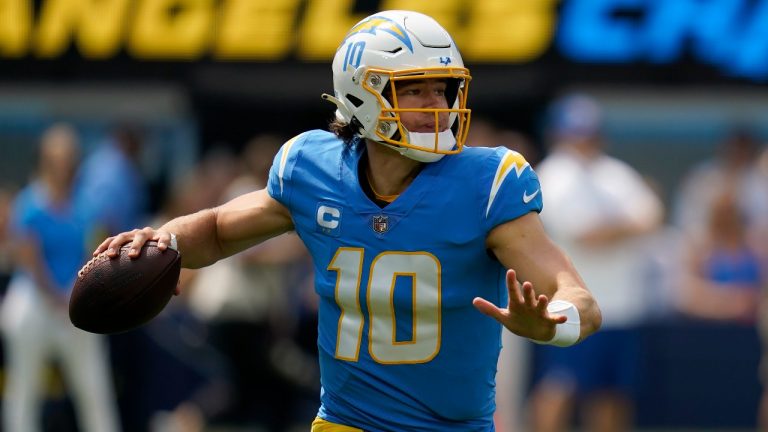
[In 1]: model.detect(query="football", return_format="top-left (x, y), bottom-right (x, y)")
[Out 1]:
top-left (69, 241), bottom-right (181, 334)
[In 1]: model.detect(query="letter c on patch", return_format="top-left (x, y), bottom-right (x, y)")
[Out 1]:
top-left (317, 205), bottom-right (340, 229)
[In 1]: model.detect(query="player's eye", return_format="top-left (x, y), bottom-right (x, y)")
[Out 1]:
top-left (400, 87), bottom-right (420, 96)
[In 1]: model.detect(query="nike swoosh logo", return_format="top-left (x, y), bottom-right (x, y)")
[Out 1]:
top-left (522, 189), bottom-right (540, 204)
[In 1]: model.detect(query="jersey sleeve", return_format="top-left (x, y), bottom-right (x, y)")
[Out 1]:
top-left (482, 147), bottom-right (543, 232)
top-left (266, 132), bottom-right (307, 211)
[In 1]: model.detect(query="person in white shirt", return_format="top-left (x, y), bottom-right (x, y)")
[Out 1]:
top-left (528, 94), bottom-right (663, 432)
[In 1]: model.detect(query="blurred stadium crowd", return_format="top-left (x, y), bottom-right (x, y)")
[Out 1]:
top-left (0, 93), bottom-right (764, 432)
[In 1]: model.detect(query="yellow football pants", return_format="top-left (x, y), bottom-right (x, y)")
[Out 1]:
top-left (311, 417), bottom-right (364, 431)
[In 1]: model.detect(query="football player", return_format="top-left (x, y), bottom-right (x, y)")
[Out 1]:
top-left (96, 10), bottom-right (601, 431)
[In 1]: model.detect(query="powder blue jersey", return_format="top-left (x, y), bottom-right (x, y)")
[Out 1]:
top-left (267, 130), bottom-right (543, 431)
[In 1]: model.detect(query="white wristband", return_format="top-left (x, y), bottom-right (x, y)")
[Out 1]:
top-left (168, 233), bottom-right (178, 251)
top-left (531, 300), bottom-right (581, 347)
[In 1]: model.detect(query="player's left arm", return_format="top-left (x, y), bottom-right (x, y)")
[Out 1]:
top-left (475, 212), bottom-right (602, 344)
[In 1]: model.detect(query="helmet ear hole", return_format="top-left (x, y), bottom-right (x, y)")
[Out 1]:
top-left (346, 94), bottom-right (364, 108)
top-left (380, 82), bottom-right (393, 106)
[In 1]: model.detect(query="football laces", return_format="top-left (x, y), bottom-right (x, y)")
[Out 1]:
top-left (78, 251), bottom-right (110, 279)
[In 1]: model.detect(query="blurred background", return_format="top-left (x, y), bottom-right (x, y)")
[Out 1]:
top-left (0, 0), bottom-right (766, 431)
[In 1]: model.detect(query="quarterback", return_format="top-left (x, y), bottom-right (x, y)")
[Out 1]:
top-left (96, 10), bottom-right (601, 431)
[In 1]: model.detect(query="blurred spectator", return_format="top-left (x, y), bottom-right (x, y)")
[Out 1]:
top-left (0, 185), bottom-right (17, 293)
top-left (159, 135), bottom-right (313, 432)
top-left (76, 124), bottom-right (153, 432)
top-left (677, 189), bottom-right (765, 322)
top-left (498, 129), bottom-right (541, 167)
top-left (673, 128), bottom-right (768, 238)
top-left (528, 94), bottom-right (664, 432)
top-left (108, 148), bottom-right (239, 432)
top-left (676, 186), bottom-right (767, 429)
top-left (1, 123), bottom-right (121, 432)
top-left (465, 117), bottom-right (500, 148)
top-left (673, 128), bottom-right (768, 430)
top-left (757, 145), bottom-right (768, 431)
top-left (465, 117), bottom-right (541, 165)
top-left (761, 292), bottom-right (768, 431)
top-left (75, 123), bottom-right (148, 238)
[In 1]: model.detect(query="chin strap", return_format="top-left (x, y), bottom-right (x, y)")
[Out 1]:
top-left (378, 142), bottom-right (441, 163)
top-left (379, 130), bottom-right (456, 163)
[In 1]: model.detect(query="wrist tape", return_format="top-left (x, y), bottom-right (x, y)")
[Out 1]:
top-left (531, 300), bottom-right (581, 347)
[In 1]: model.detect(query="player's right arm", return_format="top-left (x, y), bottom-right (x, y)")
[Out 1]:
top-left (94, 188), bottom-right (294, 269)
top-left (96, 132), bottom-right (307, 268)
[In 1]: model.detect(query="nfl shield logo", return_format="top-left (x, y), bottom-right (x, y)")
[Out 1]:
top-left (372, 215), bottom-right (389, 234)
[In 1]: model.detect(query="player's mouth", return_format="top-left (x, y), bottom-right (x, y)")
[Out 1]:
top-left (411, 123), bottom-right (448, 133)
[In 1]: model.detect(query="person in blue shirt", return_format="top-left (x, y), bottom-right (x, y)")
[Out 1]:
top-left (2, 123), bottom-right (121, 432)
top-left (76, 124), bottom-right (147, 235)
top-left (95, 11), bottom-right (601, 431)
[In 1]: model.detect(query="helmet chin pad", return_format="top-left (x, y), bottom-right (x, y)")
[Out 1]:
top-left (380, 130), bottom-right (456, 163)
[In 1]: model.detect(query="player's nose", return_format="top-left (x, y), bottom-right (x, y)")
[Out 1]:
top-left (422, 92), bottom-right (447, 109)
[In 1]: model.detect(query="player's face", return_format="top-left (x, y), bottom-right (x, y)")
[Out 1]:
top-left (393, 79), bottom-right (450, 133)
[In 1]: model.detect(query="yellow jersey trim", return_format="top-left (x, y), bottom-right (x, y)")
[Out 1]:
top-left (486, 150), bottom-right (529, 217)
top-left (278, 133), bottom-right (302, 195)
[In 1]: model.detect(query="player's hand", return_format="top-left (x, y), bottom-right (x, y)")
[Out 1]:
top-left (94, 228), bottom-right (180, 296)
top-left (93, 227), bottom-right (175, 259)
top-left (472, 269), bottom-right (567, 342)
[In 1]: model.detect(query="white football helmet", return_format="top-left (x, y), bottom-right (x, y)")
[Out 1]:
top-left (324, 10), bottom-right (472, 162)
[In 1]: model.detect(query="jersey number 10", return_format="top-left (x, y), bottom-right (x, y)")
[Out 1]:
top-left (329, 247), bottom-right (442, 364)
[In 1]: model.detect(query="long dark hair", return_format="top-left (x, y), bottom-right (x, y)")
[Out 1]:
top-left (329, 117), bottom-right (359, 147)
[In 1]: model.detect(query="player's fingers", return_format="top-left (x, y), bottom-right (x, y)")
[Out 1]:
top-left (522, 281), bottom-right (537, 307)
top-left (93, 236), bottom-right (115, 256)
top-left (506, 269), bottom-right (524, 305)
top-left (548, 313), bottom-right (568, 325)
top-left (105, 232), bottom-right (136, 258)
top-left (472, 297), bottom-right (506, 322)
top-left (536, 294), bottom-right (550, 312)
top-left (536, 295), bottom-right (566, 323)
top-left (155, 232), bottom-right (173, 251)
top-left (127, 227), bottom-right (154, 258)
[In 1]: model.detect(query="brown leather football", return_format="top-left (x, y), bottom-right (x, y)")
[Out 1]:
top-left (69, 241), bottom-right (181, 334)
